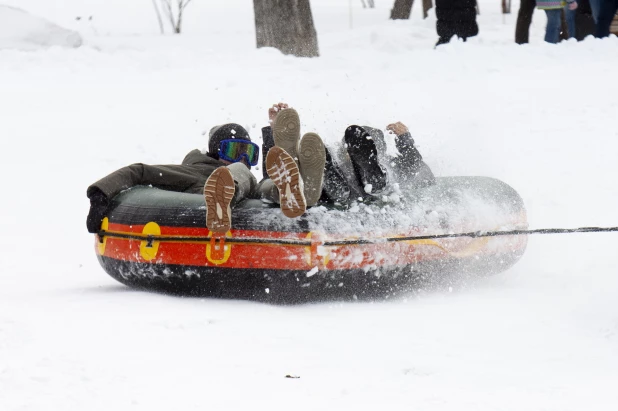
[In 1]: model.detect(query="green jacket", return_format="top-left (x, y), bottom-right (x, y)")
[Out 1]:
top-left (87, 149), bottom-right (227, 200)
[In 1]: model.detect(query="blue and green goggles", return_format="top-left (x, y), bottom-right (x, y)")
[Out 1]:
top-left (218, 139), bottom-right (260, 166)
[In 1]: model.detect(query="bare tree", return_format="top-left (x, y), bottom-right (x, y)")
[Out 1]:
top-left (152, 0), bottom-right (165, 34)
top-left (391, 0), bottom-right (415, 19)
top-left (253, 0), bottom-right (319, 58)
top-left (515, 0), bottom-right (535, 44)
top-left (157, 0), bottom-right (193, 34)
top-left (422, 0), bottom-right (433, 18)
top-left (502, 0), bottom-right (512, 14)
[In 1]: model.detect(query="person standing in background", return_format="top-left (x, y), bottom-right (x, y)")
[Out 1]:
top-left (537, 0), bottom-right (578, 43)
top-left (435, 0), bottom-right (479, 46)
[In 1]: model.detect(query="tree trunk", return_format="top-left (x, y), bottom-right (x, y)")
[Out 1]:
top-left (175, 6), bottom-right (183, 33)
top-left (515, 0), bottom-right (535, 44)
top-left (391, 0), bottom-right (414, 20)
top-left (253, 0), bottom-right (319, 58)
top-left (422, 0), bottom-right (433, 18)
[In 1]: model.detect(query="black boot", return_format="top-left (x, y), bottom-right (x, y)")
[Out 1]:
top-left (321, 146), bottom-right (350, 203)
top-left (361, 126), bottom-right (387, 154)
top-left (344, 125), bottom-right (387, 193)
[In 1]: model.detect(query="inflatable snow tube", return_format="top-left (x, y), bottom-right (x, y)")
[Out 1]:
top-left (94, 176), bottom-right (528, 303)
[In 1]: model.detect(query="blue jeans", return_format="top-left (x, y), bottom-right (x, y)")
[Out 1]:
top-left (564, 4), bottom-right (576, 38)
top-left (544, 9), bottom-right (562, 43)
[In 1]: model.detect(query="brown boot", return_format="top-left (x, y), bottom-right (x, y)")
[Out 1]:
top-left (204, 167), bottom-right (235, 233)
top-left (266, 147), bottom-right (306, 218)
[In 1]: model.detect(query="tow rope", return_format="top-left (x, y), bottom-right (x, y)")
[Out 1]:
top-left (97, 226), bottom-right (618, 247)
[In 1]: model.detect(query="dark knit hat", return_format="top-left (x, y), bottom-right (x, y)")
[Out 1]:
top-left (207, 123), bottom-right (251, 159)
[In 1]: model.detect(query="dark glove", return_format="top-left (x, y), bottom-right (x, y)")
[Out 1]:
top-left (86, 189), bottom-right (109, 233)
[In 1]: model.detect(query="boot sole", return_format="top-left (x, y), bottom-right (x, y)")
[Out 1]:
top-left (272, 108), bottom-right (300, 161)
top-left (266, 147), bottom-right (306, 218)
top-left (298, 132), bottom-right (325, 207)
top-left (204, 167), bottom-right (235, 233)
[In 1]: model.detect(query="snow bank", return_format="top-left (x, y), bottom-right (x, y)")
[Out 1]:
top-left (0, 5), bottom-right (82, 50)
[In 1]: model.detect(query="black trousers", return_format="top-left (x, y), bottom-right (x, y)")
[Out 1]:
top-left (596, 0), bottom-right (618, 37)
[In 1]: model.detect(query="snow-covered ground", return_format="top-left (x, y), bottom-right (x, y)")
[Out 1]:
top-left (1, 1), bottom-right (617, 410)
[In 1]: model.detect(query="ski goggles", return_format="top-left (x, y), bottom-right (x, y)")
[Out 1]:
top-left (218, 139), bottom-right (260, 166)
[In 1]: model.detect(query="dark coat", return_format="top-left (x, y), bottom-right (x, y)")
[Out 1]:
top-left (87, 149), bottom-right (226, 200)
top-left (435, 0), bottom-right (479, 44)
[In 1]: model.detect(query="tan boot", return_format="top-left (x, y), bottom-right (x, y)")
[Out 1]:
top-left (266, 147), bottom-right (306, 218)
top-left (204, 167), bottom-right (235, 233)
top-left (298, 132), bottom-right (326, 207)
top-left (272, 108), bottom-right (301, 162)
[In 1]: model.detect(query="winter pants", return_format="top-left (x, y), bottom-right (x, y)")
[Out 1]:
top-left (226, 162), bottom-right (259, 205)
top-left (544, 9), bottom-right (563, 43)
top-left (218, 163), bottom-right (287, 207)
top-left (257, 179), bottom-right (280, 204)
top-left (589, 0), bottom-right (602, 22)
top-left (595, 0), bottom-right (618, 37)
top-left (435, 0), bottom-right (479, 45)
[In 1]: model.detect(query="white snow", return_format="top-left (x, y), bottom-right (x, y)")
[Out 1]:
top-left (1, 1), bottom-right (618, 410)
top-left (0, 5), bottom-right (82, 50)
